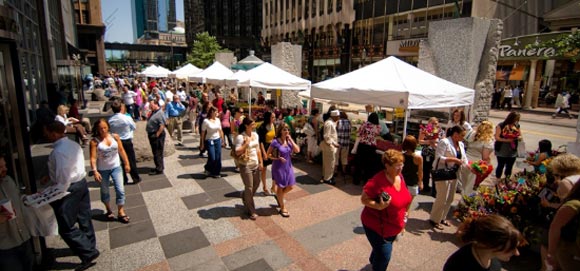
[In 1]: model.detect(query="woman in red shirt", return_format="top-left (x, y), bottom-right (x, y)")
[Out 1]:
top-left (361, 149), bottom-right (412, 271)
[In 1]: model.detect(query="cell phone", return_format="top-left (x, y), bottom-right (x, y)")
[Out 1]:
top-left (377, 191), bottom-right (391, 202)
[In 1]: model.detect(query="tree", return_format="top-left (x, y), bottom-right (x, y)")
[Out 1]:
top-left (187, 32), bottom-right (223, 68)
top-left (529, 31), bottom-right (580, 62)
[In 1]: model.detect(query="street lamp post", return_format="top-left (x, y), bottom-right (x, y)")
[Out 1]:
top-left (71, 53), bottom-right (85, 108)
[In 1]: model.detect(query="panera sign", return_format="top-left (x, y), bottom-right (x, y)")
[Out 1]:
top-left (499, 45), bottom-right (556, 58)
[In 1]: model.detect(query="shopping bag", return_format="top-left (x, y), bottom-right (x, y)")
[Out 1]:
top-left (517, 141), bottom-right (526, 158)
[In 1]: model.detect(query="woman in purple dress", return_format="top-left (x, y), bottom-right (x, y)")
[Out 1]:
top-left (267, 123), bottom-right (300, 217)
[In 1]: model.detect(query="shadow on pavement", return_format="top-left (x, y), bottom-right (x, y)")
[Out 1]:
top-left (198, 205), bottom-right (280, 220)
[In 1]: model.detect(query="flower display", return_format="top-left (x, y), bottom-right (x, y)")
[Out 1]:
top-left (454, 171), bottom-right (547, 244)
top-left (501, 124), bottom-right (520, 149)
top-left (420, 123), bottom-right (439, 140)
top-left (469, 160), bottom-right (494, 187)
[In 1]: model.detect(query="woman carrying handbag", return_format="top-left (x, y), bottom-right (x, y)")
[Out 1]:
top-left (429, 125), bottom-right (468, 230)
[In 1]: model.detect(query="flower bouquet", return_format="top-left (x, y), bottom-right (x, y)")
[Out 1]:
top-left (420, 123), bottom-right (439, 140)
top-left (501, 125), bottom-right (520, 149)
top-left (469, 160), bottom-right (494, 187)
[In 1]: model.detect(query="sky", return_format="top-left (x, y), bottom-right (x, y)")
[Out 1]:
top-left (102, 0), bottom-right (184, 43)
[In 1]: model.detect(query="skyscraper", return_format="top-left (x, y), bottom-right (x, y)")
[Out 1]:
top-left (184, 0), bottom-right (262, 58)
top-left (132, 0), bottom-right (177, 42)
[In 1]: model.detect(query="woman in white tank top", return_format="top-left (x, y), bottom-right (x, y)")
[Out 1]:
top-left (89, 119), bottom-right (131, 223)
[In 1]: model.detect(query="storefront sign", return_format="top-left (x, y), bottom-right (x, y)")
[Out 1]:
top-left (386, 38), bottom-right (422, 56)
top-left (499, 45), bottom-right (556, 58)
top-left (399, 39), bottom-right (420, 52)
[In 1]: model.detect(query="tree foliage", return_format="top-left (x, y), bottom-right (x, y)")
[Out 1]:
top-left (530, 31), bottom-right (580, 62)
top-left (187, 32), bottom-right (223, 68)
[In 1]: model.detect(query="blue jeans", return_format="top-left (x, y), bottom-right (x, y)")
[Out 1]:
top-left (363, 225), bottom-right (396, 271)
top-left (98, 166), bottom-right (126, 206)
top-left (205, 138), bottom-right (222, 176)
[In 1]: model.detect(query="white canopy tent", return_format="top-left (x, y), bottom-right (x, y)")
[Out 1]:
top-left (141, 65), bottom-right (171, 78)
top-left (188, 61), bottom-right (234, 85)
top-left (225, 70), bottom-right (248, 87)
top-left (311, 56), bottom-right (475, 136)
top-left (169, 63), bottom-right (202, 79)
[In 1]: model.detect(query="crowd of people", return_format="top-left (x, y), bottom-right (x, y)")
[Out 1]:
top-left (3, 72), bottom-right (580, 271)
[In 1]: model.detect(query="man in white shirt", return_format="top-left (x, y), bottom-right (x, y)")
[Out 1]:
top-left (109, 99), bottom-right (141, 184)
top-left (121, 85), bottom-right (138, 120)
top-left (25, 121), bottom-right (99, 270)
top-left (320, 110), bottom-right (340, 185)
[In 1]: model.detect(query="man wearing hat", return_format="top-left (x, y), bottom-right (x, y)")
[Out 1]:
top-left (320, 109), bottom-right (340, 185)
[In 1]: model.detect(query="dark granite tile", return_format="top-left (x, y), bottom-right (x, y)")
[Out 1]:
top-left (140, 178), bottom-right (172, 192)
top-left (89, 189), bottom-right (101, 202)
top-left (159, 227), bottom-right (210, 258)
top-left (206, 187), bottom-right (236, 204)
top-left (109, 220), bottom-right (157, 249)
top-left (142, 173), bottom-right (169, 183)
top-left (195, 178), bottom-right (231, 192)
top-left (124, 183), bottom-right (142, 195)
top-left (124, 193), bottom-right (146, 209)
top-left (182, 193), bottom-right (214, 210)
top-left (231, 259), bottom-right (274, 271)
top-left (295, 175), bottom-right (331, 195)
top-left (108, 205), bottom-right (151, 230)
top-left (178, 159), bottom-right (198, 167)
top-left (182, 139), bottom-right (195, 144)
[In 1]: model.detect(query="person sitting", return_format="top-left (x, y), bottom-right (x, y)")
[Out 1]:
top-left (524, 139), bottom-right (552, 174)
top-left (55, 104), bottom-right (89, 145)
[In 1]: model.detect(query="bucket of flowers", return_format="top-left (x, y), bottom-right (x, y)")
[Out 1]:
top-left (420, 123), bottom-right (440, 140)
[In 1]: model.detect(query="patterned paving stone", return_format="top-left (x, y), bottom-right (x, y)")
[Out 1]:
top-left (206, 187), bottom-right (237, 203)
top-left (139, 177), bottom-right (172, 192)
top-left (196, 177), bottom-right (233, 192)
top-left (159, 226), bottom-right (211, 258)
top-left (182, 192), bottom-right (213, 210)
top-left (231, 259), bottom-right (274, 271)
top-left (109, 220), bottom-right (157, 249)
top-left (108, 205), bottom-right (151, 230)
top-left (167, 247), bottom-right (221, 271)
top-left (294, 175), bottom-right (332, 195)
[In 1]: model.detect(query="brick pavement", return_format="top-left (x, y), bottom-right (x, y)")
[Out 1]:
top-left (44, 131), bottom-right (539, 271)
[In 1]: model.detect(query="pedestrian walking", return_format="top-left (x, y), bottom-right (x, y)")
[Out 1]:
top-left (354, 113), bottom-right (383, 185)
top-left (553, 90), bottom-right (573, 119)
top-left (258, 111), bottom-right (277, 195)
top-left (513, 86), bottom-right (522, 108)
top-left (419, 117), bottom-right (442, 195)
top-left (197, 102), bottom-right (210, 157)
top-left (108, 99), bottom-right (141, 184)
top-left (267, 123), bottom-right (300, 218)
top-left (121, 85), bottom-right (138, 120)
top-left (201, 106), bottom-right (225, 178)
top-left (146, 99), bottom-right (166, 175)
top-left (360, 149), bottom-right (411, 271)
top-left (166, 95), bottom-right (186, 145)
top-left (188, 91), bottom-right (199, 134)
top-left (25, 121), bottom-right (100, 270)
top-left (89, 119), bottom-right (131, 224)
top-left (401, 135), bottom-right (423, 214)
top-left (220, 104), bottom-right (233, 149)
top-left (235, 117), bottom-right (263, 220)
top-left (502, 85), bottom-right (513, 111)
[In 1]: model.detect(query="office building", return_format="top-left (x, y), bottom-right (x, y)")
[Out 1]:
top-left (184, 0), bottom-right (263, 59)
top-left (132, 0), bottom-right (177, 41)
top-left (73, 0), bottom-right (107, 75)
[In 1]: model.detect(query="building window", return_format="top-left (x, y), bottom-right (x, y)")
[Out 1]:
top-left (305, 0), bottom-right (310, 19)
top-left (312, 0), bottom-right (317, 18)
top-left (328, 0), bottom-right (333, 14)
top-left (292, 0), bottom-right (296, 22)
top-left (336, 0), bottom-right (342, 12)
top-left (319, 0), bottom-right (324, 16)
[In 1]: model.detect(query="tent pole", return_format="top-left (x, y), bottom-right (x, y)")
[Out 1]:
top-left (248, 86), bottom-right (252, 117)
top-left (403, 109), bottom-right (409, 139)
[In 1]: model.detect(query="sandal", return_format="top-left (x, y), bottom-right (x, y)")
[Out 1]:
top-left (440, 220), bottom-right (451, 227)
top-left (249, 213), bottom-right (258, 220)
top-left (105, 211), bottom-right (115, 221)
top-left (118, 215), bottom-right (130, 224)
top-left (429, 220), bottom-right (444, 230)
top-left (279, 210), bottom-right (290, 218)
top-left (263, 188), bottom-right (272, 196)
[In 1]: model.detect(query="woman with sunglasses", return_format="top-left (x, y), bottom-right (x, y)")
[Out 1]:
top-left (360, 149), bottom-right (411, 270)
top-left (267, 123), bottom-right (300, 217)
top-left (235, 117), bottom-right (264, 220)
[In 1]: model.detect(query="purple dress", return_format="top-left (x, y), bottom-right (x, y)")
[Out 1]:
top-left (271, 138), bottom-right (296, 188)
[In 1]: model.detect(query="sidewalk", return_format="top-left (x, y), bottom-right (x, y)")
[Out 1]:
top-left (488, 107), bottom-right (577, 128)
top-left (44, 131), bottom-right (539, 271)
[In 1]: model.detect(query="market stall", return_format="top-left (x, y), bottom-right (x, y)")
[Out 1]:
top-left (311, 56), bottom-right (475, 137)
top-left (188, 61), bottom-right (234, 85)
top-left (169, 63), bottom-right (202, 80)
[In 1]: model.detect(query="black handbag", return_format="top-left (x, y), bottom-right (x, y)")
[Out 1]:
top-left (431, 158), bottom-right (458, 181)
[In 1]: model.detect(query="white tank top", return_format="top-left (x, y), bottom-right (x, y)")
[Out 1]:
top-left (96, 134), bottom-right (121, 170)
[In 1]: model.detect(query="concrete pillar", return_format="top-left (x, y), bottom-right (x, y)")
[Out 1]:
top-left (523, 59), bottom-right (537, 110)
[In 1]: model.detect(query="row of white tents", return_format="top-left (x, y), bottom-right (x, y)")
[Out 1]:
top-left (139, 56), bottom-right (476, 136)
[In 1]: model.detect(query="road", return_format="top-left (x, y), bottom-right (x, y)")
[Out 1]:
top-left (488, 116), bottom-right (576, 152)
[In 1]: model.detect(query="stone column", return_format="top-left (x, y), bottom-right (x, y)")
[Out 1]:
top-left (523, 60), bottom-right (537, 110)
